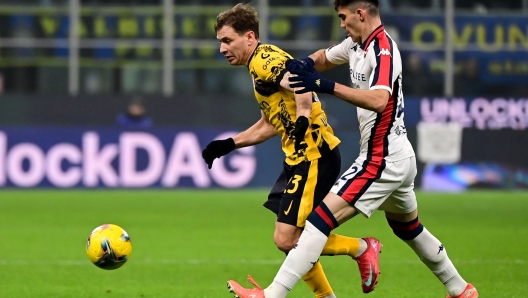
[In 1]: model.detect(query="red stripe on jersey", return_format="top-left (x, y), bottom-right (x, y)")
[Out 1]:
top-left (339, 96), bottom-right (396, 203)
top-left (315, 207), bottom-right (336, 230)
top-left (373, 32), bottom-right (393, 88)
top-left (372, 95), bottom-right (395, 159)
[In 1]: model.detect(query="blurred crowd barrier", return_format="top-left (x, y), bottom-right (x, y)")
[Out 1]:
top-left (0, 2), bottom-right (526, 97)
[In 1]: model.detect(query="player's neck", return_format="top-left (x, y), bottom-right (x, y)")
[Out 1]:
top-left (244, 42), bottom-right (260, 66)
top-left (360, 18), bottom-right (382, 45)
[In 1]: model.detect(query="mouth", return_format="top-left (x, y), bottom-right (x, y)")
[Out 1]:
top-left (225, 56), bottom-right (234, 62)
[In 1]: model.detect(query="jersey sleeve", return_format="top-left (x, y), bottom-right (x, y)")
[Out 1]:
top-left (252, 50), bottom-right (289, 85)
top-left (368, 36), bottom-right (400, 94)
top-left (325, 37), bottom-right (355, 65)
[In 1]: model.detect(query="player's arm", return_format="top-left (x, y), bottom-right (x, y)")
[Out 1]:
top-left (278, 73), bottom-right (314, 118)
top-left (292, 90), bottom-right (312, 151)
top-left (333, 86), bottom-right (389, 113)
top-left (294, 91), bottom-right (312, 119)
top-left (202, 111), bottom-right (277, 169)
top-left (288, 38), bottom-right (352, 73)
top-left (332, 42), bottom-right (396, 112)
top-left (232, 111), bottom-right (278, 148)
top-left (289, 71), bottom-right (390, 113)
top-left (286, 50), bottom-right (338, 74)
top-left (287, 63), bottom-right (390, 113)
top-left (290, 39), bottom-right (393, 113)
top-left (308, 49), bottom-right (338, 72)
top-left (278, 73), bottom-right (312, 150)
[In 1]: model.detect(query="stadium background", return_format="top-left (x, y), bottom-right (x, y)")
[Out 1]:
top-left (0, 0), bottom-right (527, 190)
top-left (0, 1), bottom-right (527, 297)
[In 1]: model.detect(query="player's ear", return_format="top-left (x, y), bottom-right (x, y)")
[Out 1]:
top-left (246, 31), bottom-right (257, 44)
top-left (356, 7), bottom-right (365, 21)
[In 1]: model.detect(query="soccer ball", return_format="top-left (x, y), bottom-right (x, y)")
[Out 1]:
top-left (86, 224), bottom-right (132, 270)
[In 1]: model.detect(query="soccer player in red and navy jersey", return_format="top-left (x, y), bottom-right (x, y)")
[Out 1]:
top-left (226, 1), bottom-right (479, 298)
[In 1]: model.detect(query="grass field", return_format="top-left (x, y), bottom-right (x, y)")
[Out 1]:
top-left (0, 190), bottom-right (527, 298)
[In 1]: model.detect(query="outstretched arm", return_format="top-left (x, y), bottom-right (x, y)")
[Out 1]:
top-left (289, 70), bottom-right (390, 113)
top-left (332, 85), bottom-right (390, 113)
top-left (232, 111), bottom-right (278, 148)
top-left (202, 111), bottom-right (277, 169)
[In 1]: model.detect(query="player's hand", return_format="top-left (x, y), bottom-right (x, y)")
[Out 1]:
top-left (286, 57), bottom-right (315, 73)
top-left (293, 116), bottom-right (309, 153)
top-left (288, 69), bottom-right (335, 94)
top-left (201, 138), bottom-right (235, 169)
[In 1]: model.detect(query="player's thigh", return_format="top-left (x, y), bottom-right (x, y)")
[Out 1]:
top-left (277, 149), bottom-right (340, 228)
top-left (312, 147), bottom-right (341, 203)
top-left (322, 191), bottom-right (361, 224)
top-left (378, 157), bottom-right (418, 215)
top-left (385, 209), bottom-right (418, 222)
top-left (331, 159), bottom-right (399, 218)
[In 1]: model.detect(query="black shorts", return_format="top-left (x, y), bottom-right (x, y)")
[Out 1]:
top-left (263, 147), bottom-right (341, 227)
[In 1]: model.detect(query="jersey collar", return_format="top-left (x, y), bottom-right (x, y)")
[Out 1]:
top-left (246, 42), bottom-right (261, 67)
top-left (360, 24), bottom-right (385, 51)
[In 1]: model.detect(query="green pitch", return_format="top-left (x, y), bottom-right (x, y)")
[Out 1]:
top-left (0, 190), bottom-right (527, 298)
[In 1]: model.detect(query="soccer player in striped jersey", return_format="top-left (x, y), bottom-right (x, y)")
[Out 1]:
top-left (226, 1), bottom-right (478, 298)
top-left (202, 3), bottom-right (381, 298)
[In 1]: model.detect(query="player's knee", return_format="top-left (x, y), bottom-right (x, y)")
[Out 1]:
top-left (386, 216), bottom-right (424, 240)
top-left (273, 233), bottom-right (298, 253)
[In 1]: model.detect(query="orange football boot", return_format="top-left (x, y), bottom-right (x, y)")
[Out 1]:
top-left (227, 275), bottom-right (266, 298)
top-left (446, 283), bottom-right (479, 298)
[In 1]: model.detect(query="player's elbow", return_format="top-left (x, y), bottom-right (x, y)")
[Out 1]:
top-left (313, 50), bottom-right (333, 72)
top-left (370, 90), bottom-right (390, 113)
top-left (371, 100), bottom-right (387, 113)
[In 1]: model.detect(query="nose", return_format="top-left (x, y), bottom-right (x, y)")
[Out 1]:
top-left (219, 43), bottom-right (227, 54)
top-left (340, 19), bottom-right (345, 28)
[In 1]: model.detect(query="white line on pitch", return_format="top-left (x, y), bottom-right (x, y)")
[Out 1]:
top-left (0, 259), bottom-right (525, 266)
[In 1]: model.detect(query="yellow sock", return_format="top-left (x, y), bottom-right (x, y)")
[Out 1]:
top-left (302, 261), bottom-right (333, 298)
top-left (321, 233), bottom-right (361, 257)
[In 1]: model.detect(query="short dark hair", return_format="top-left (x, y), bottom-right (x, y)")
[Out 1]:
top-left (333, 0), bottom-right (379, 15)
top-left (215, 3), bottom-right (260, 38)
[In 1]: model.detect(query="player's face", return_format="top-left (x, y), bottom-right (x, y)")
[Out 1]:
top-left (217, 25), bottom-right (251, 66)
top-left (337, 5), bottom-right (363, 43)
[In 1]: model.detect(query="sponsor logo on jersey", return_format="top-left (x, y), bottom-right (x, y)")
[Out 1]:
top-left (377, 48), bottom-right (391, 56)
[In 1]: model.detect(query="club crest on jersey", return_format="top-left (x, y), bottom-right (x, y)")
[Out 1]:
top-left (377, 48), bottom-right (391, 56)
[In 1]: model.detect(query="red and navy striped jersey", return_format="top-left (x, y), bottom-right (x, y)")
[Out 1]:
top-left (325, 24), bottom-right (414, 162)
